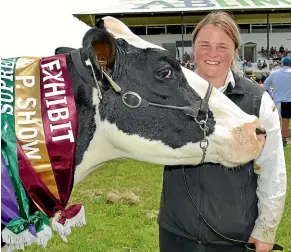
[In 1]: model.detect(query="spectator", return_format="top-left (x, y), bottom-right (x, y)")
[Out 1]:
top-left (242, 60), bottom-right (247, 69)
top-left (264, 55), bottom-right (291, 147)
top-left (244, 69), bottom-right (263, 87)
top-left (244, 68), bottom-right (257, 81)
top-left (183, 51), bottom-right (191, 62)
top-left (260, 73), bottom-right (267, 83)
top-left (255, 76), bottom-right (264, 87)
top-left (257, 60), bottom-right (262, 70)
top-left (269, 60), bottom-right (274, 71)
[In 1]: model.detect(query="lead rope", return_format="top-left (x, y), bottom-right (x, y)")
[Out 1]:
top-left (194, 114), bottom-right (209, 164)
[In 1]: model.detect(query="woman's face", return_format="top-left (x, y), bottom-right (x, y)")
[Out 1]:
top-left (193, 24), bottom-right (236, 81)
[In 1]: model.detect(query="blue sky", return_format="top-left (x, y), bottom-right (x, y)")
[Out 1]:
top-left (0, 0), bottom-right (118, 57)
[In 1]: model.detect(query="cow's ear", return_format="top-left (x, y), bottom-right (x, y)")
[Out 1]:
top-left (95, 19), bottom-right (105, 30)
top-left (82, 27), bottom-right (116, 73)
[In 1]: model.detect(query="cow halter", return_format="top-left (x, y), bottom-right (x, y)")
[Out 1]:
top-left (71, 49), bottom-right (213, 163)
top-left (119, 90), bottom-right (212, 164)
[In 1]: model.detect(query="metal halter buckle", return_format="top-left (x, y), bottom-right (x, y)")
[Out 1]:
top-left (196, 115), bottom-right (209, 164)
top-left (121, 92), bottom-right (142, 108)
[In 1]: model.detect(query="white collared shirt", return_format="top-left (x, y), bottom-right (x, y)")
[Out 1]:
top-left (220, 70), bottom-right (287, 243)
top-left (218, 68), bottom-right (235, 93)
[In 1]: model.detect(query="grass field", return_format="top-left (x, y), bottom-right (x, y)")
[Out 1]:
top-left (23, 146), bottom-right (290, 252)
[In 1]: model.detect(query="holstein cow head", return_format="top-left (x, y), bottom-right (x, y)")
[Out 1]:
top-left (64, 17), bottom-right (266, 184)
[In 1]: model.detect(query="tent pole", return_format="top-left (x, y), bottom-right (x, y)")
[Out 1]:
top-left (267, 13), bottom-right (270, 60)
top-left (181, 14), bottom-right (184, 63)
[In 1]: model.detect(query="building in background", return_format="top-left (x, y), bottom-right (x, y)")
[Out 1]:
top-left (73, 0), bottom-right (291, 73)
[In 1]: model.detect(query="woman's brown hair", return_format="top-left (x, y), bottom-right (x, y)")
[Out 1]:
top-left (192, 11), bottom-right (240, 72)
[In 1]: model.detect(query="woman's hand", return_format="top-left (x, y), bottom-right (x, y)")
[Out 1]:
top-left (248, 236), bottom-right (274, 252)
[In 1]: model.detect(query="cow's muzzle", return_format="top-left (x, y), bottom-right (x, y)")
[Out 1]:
top-left (255, 126), bottom-right (267, 136)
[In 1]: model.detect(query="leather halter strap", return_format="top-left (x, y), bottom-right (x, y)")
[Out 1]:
top-left (71, 49), bottom-right (96, 88)
top-left (70, 48), bottom-right (213, 121)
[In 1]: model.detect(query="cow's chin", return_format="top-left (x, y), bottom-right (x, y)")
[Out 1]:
top-left (212, 130), bottom-right (266, 168)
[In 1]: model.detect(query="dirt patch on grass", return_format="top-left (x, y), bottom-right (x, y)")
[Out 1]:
top-left (106, 190), bottom-right (140, 205)
top-left (107, 190), bottom-right (121, 203)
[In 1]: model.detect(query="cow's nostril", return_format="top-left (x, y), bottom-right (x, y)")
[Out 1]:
top-left (255, 126), bottom-right (266, 135)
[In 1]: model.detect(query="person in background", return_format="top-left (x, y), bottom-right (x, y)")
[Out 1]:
top-left (244, 68), bottom-right (263, 87)
top-left (242, 59), bottom-right (247, 69)
top-left (158, 11), bottom-right (286, 252)
top-left (260, 73), bottom-right (266, 81)
top-left (255, 77), bottom-right (264, 87)
top-left (279, 45), bottom-right (284, 53)
top-left (264, 55), bottom-right (291, 147)
top-left (257, 59), bottom-right (263, 70)
top-left (244, 68), bottom-right (257, 81)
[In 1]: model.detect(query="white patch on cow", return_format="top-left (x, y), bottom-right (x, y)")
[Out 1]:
top-left (75, 119), bottom-right (205, 185)
top-left (102, 16), bottom-right (165, 50)
top-left (74, 88), bottom-right (204, 185)
top-left (182, 67), bottom-right (257, 127)
top-left (182, 67), bottom-right (264, 166)
top-left (103, 120), bottom-right (205, 164)
top-left (74, 89), bottom-right (121, 185)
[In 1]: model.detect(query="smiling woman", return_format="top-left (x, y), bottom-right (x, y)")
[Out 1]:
top-left (192, 13), bottom-right (240, 88)
top-left (158, 11), bottom-right (286, 252)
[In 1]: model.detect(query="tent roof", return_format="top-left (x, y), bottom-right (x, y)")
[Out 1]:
top-left (74, 0), bottom-right (291, 16)
top-left (73, 1), bottom-right (291, 27)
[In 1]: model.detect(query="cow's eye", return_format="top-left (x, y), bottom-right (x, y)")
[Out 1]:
top-left (157, 68), bottom-right (173, 79)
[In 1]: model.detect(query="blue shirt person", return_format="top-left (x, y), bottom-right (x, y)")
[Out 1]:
top-left (263, 56), bottom-right (291, 105)
top-left (264, 55), bottom-right (291, 146)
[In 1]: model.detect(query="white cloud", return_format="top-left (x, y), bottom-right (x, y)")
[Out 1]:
top-left (0, 0), bottom-right (119, 57)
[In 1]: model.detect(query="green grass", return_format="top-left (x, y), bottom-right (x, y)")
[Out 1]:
top-left (276, 145), bottom-right (291, 251)
top-left (22, 146), bottom-right (291, 252)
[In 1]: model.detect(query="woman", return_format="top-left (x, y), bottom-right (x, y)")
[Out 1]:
top-left (158, 11), bottom-right (286, 252)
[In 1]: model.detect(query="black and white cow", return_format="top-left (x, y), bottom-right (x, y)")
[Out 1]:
top-left (61, 16), bottom-right (266, 185)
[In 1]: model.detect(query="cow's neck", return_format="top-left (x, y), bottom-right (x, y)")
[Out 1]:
top-left (67, 56), bottom-right (122, 185)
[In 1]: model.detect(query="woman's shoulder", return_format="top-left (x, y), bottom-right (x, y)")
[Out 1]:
top-left (233, 72), bottom-right (265, 97)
